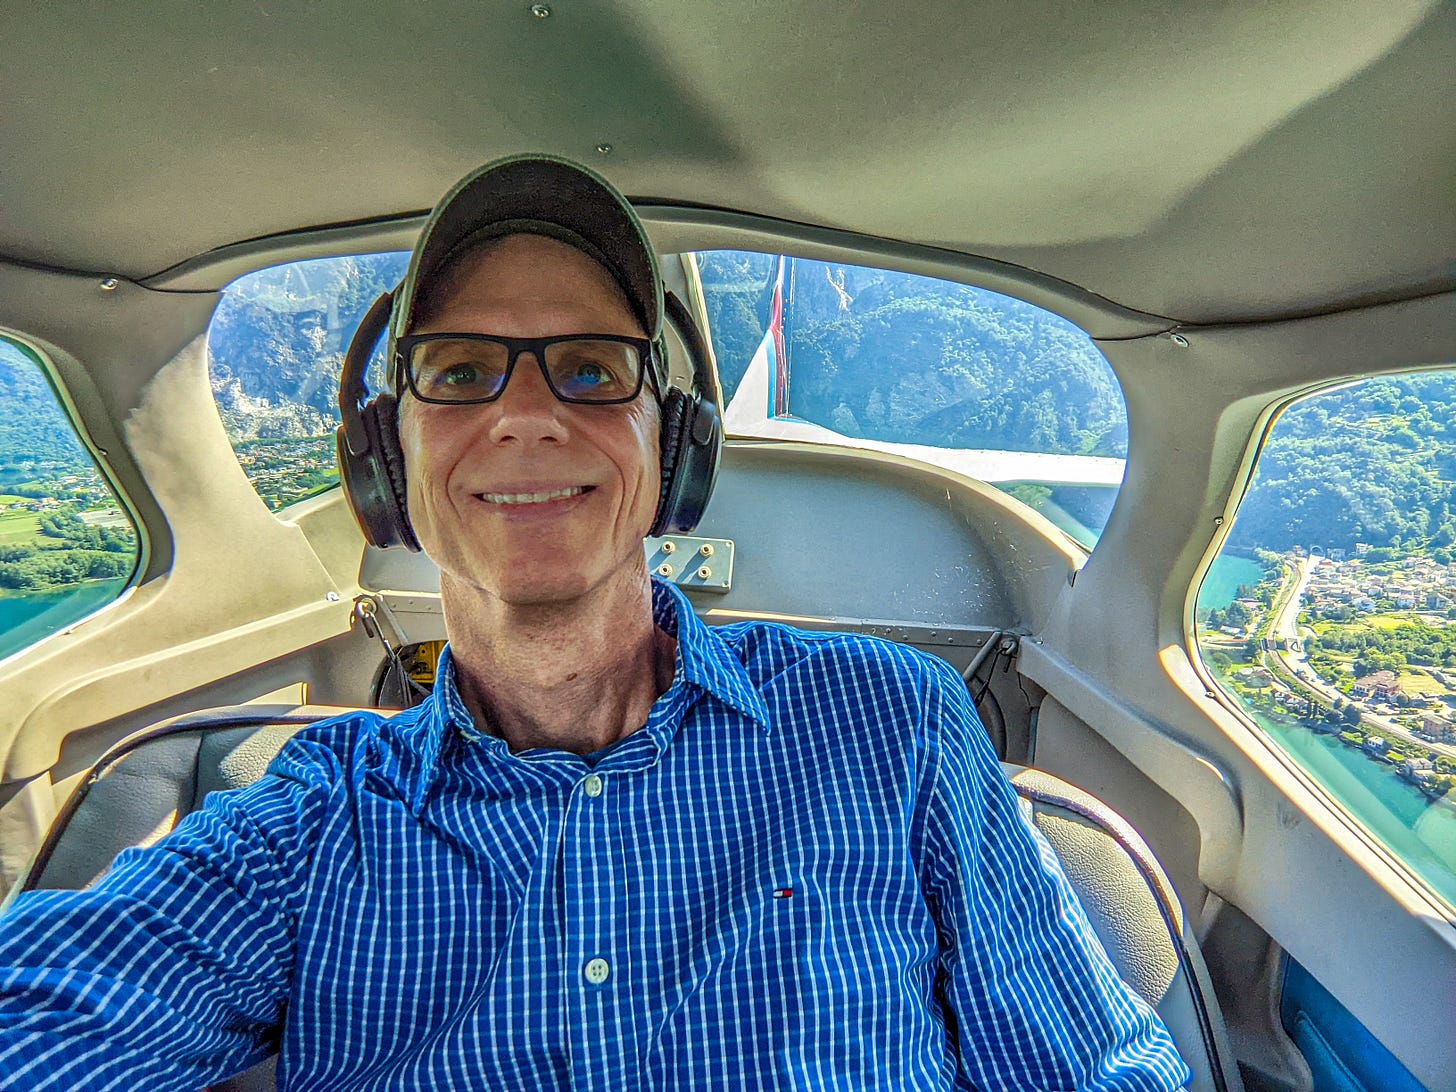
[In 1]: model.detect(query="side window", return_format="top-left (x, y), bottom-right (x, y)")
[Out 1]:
top-left (0, 338), bottom-right (140, 662)
top-left (692, 251), bottom-right (1127, 548)
top-left (208, 252), bottom-right (409, 511)
top-left (1198, 370), bottom-right (1456, 909)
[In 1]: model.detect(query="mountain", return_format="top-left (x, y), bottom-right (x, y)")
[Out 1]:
top-left (207, 252), bottom-right (409, 431)
top-left (696, 253), bottom-right (1128, 458)
top-left (1227, 374), bottom-right (1456, 556)
top-left (0, 342), bottom-right (90, 478)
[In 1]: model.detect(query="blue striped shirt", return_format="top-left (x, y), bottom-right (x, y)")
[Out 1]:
top-left (0, 581), bottom-right (1189, 1090)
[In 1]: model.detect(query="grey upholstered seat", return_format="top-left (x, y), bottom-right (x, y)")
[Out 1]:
top-left (17, 705), bottom-right (338, 894)
top-left (15, 709), bottom-right (1241, 1091)
top-left (1003, 763), bottom-right (1245, 1092)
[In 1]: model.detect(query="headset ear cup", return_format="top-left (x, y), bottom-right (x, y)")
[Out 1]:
top-left (370, 395), bottom-right (419, 551)
top-left (651, 390), bottom-right (721, 536)
top-left (651, 390), bottom-right (690, 537)
top-left (651, 290), bottom-right (723, 538)
top-left (336, 393), bottom-right (419, 551)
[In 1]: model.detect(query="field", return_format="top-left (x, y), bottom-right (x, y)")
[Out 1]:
top-left (1311, 612), bottom-right (1428, 634)
top-left (1396, 669), bottom-right (1448, 698)
top-left (1365, 612), bottom-right (1424, 631)
top-left (0, 504), bottom-right (41, 547)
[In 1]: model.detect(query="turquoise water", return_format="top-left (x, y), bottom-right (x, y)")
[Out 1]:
top-left (1198, 555), bottom-right (1266, 611)
top-left (0, 579), bottom-right (128, 662)
top-left (1258, 714), bottom-right (1456, 908)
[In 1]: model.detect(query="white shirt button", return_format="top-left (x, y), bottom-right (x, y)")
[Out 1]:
top-left (583, 957), bottom-right (610, 984)
top-left (583, 774), bottom-right (604, 798)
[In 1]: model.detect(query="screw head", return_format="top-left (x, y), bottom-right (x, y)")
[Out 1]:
top-left (595, 142), bottom-right (613, 155)
top-left (1170, 332), bottom-right (1190, 347)
top-left (99, 277), bottom-right (119, 291)
top-left (530, 3), bottom-right (551, 17)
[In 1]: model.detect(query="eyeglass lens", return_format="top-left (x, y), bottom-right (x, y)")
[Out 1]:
top-left (409, 337), bottom-right (642, 404)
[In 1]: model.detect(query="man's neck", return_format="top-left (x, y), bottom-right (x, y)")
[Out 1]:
top-left (441, 566), bottom-right (675, 756)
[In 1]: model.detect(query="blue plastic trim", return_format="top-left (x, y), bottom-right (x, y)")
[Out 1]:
top-left (1280, 956), bottom-right (1427, 1092)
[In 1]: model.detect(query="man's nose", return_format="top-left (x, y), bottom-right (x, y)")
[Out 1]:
top-left (485, 353), bottom-right (570, 444)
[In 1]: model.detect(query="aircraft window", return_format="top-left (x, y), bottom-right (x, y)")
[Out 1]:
top-left (692, 251), bottom-right (1127, 548)
top-left (0, 337), bottom-right (140, 662)
top-left (208, 252), bottom-right (408, 511)
top-left (1198, 370), bottom-right (1456, 910)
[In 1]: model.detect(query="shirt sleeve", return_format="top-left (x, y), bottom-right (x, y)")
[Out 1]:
top-left (912, 654), bottom-right (1191, 1092)
top-left (0, 731), bottom-right (341, 1091)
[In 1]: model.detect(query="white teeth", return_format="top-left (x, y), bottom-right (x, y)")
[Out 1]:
top-left (480, 486), bottom-right (587, 505)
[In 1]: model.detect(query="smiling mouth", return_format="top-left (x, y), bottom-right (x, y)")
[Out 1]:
top-left (478, 485), bottom-right (592, 506)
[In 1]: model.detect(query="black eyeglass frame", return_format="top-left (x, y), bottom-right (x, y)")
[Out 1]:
top-left (395, 332), bottom-right (658, 406)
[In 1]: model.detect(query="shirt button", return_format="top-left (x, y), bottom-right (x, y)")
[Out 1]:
top-left (583, 774), bottom-right (604, 798)
top-left (583, 957), bottom-right (611, 985)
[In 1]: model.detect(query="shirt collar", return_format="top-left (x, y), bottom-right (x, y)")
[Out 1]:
top-left (652, 578), bottom-right (771, 733)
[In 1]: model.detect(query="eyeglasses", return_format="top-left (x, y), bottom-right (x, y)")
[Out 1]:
top-left (396, 333), bottom-right (654, 405)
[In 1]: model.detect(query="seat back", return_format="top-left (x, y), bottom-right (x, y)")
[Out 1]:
top-left (1004, 763), bottom-right (1245, 1092)
top-left (16, 706), bottom-right (335, 894)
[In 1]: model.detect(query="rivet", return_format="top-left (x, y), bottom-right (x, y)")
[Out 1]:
top-left (1214, 516), bottom-right (1224, 526)
top-left (699, 543), bottom-right (714, 557)
top-left (595, 142), bottom-right (613, 155)
top-left (1170, 332), bottom-right (1189, 348)
top-left (529, 3), bottom-right (551, 17)
top-left (656, 562), bottom-right (674, 577)
top-left (697, 566), bottom-right (713, 580)
top-left (661, 540), bottom-right (676, 554)
top-left (99, 277), bottom-right (119, 291)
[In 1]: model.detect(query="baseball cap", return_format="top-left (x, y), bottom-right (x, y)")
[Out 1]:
top-left (388, 154), bottom-right (666, 387)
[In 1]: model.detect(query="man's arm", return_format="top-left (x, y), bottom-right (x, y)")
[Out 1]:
top-left (911, 655), bottom-right (1191, 1092)
top-left (0, 732), bottom-right (339, 1091)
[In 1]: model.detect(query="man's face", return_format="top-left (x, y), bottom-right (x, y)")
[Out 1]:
top-left (397, 234), bottom-right (661, 606)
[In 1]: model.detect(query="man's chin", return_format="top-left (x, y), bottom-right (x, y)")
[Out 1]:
top-left (445, 563), bottom-right (637, 611)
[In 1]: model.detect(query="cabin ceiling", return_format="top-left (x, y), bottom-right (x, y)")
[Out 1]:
top-left (2, 0), bottom-right (1452, 324)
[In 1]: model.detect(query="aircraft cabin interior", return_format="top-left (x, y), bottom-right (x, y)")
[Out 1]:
top-left (0, 2), bottom-right (1453, 1090)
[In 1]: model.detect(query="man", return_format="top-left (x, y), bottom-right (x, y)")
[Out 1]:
top-left (0, 155), bottom-right (1189, 1090)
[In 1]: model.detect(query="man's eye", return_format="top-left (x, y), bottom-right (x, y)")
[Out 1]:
top-left (572, 360), bottom-right (612, 386)
top-left (553, 346), bottom-right (631, 396)
top-left (439, 362), bottom-right (483, 386)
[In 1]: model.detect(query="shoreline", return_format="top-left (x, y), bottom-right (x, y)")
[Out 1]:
top-left (1261, 711), bottom-right (1456, 816)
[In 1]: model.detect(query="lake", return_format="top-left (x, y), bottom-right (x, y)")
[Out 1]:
top-left (1259, 713), bottom-right (1456, 908)
top-left (1198, 554), bottom-right (1266, 611)
top-left (0, 579), bottom-right (128, 663)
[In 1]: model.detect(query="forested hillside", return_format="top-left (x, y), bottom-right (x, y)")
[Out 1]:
top-left (696, 252), bottom-right (1128, 458)
top-left (1228, 374), bottom-right (1456, 556)
top-left (0, 343), bottom-right (89, 479)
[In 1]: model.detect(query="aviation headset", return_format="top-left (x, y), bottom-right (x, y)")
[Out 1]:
top-left (335, 241), bottom-right (722, 552)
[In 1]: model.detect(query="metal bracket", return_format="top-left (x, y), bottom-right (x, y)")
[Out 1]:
top-left (644, 535), bottom-right (734, 593)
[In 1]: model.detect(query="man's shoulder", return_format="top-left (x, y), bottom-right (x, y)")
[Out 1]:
top-left (264, 704), bottom-right (428, 785)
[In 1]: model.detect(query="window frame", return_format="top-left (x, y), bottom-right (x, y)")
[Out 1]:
top-left (0, 333), bottom-right (146, 662)
top-left (1188, 370), bottom-right (1456, 917)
